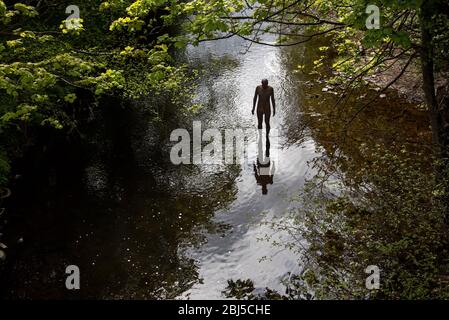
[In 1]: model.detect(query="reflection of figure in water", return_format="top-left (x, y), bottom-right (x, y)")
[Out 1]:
top-left (254, 131), bottom-right (275, 195)
top-left (252, 79), bottom-right (276, 132)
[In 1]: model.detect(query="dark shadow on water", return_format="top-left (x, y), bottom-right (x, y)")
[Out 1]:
top-left (0, 100), bottom-right (239, 299)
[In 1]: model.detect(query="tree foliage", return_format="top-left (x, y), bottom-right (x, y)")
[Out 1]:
top-left (0, 0), bottom-right (198, 186)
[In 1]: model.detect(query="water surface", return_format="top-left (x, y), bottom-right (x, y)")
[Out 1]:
top-left (1, 30), bottom-right (427, 299)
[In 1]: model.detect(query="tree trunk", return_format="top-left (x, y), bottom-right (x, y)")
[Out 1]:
top-left (420, 1), bottom-right (449, 222)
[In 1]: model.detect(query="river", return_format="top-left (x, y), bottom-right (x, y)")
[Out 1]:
top-left (0, 29), bottom-right (428, 299)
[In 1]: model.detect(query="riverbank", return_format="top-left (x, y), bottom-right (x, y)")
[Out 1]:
top-left (362, 58), bottom-right (448, 107)
top-left (363, 58), bottom-right (425, 104)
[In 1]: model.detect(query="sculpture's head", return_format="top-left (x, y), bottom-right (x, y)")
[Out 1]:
top-left (261, 79), bottom-right (268, 89)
